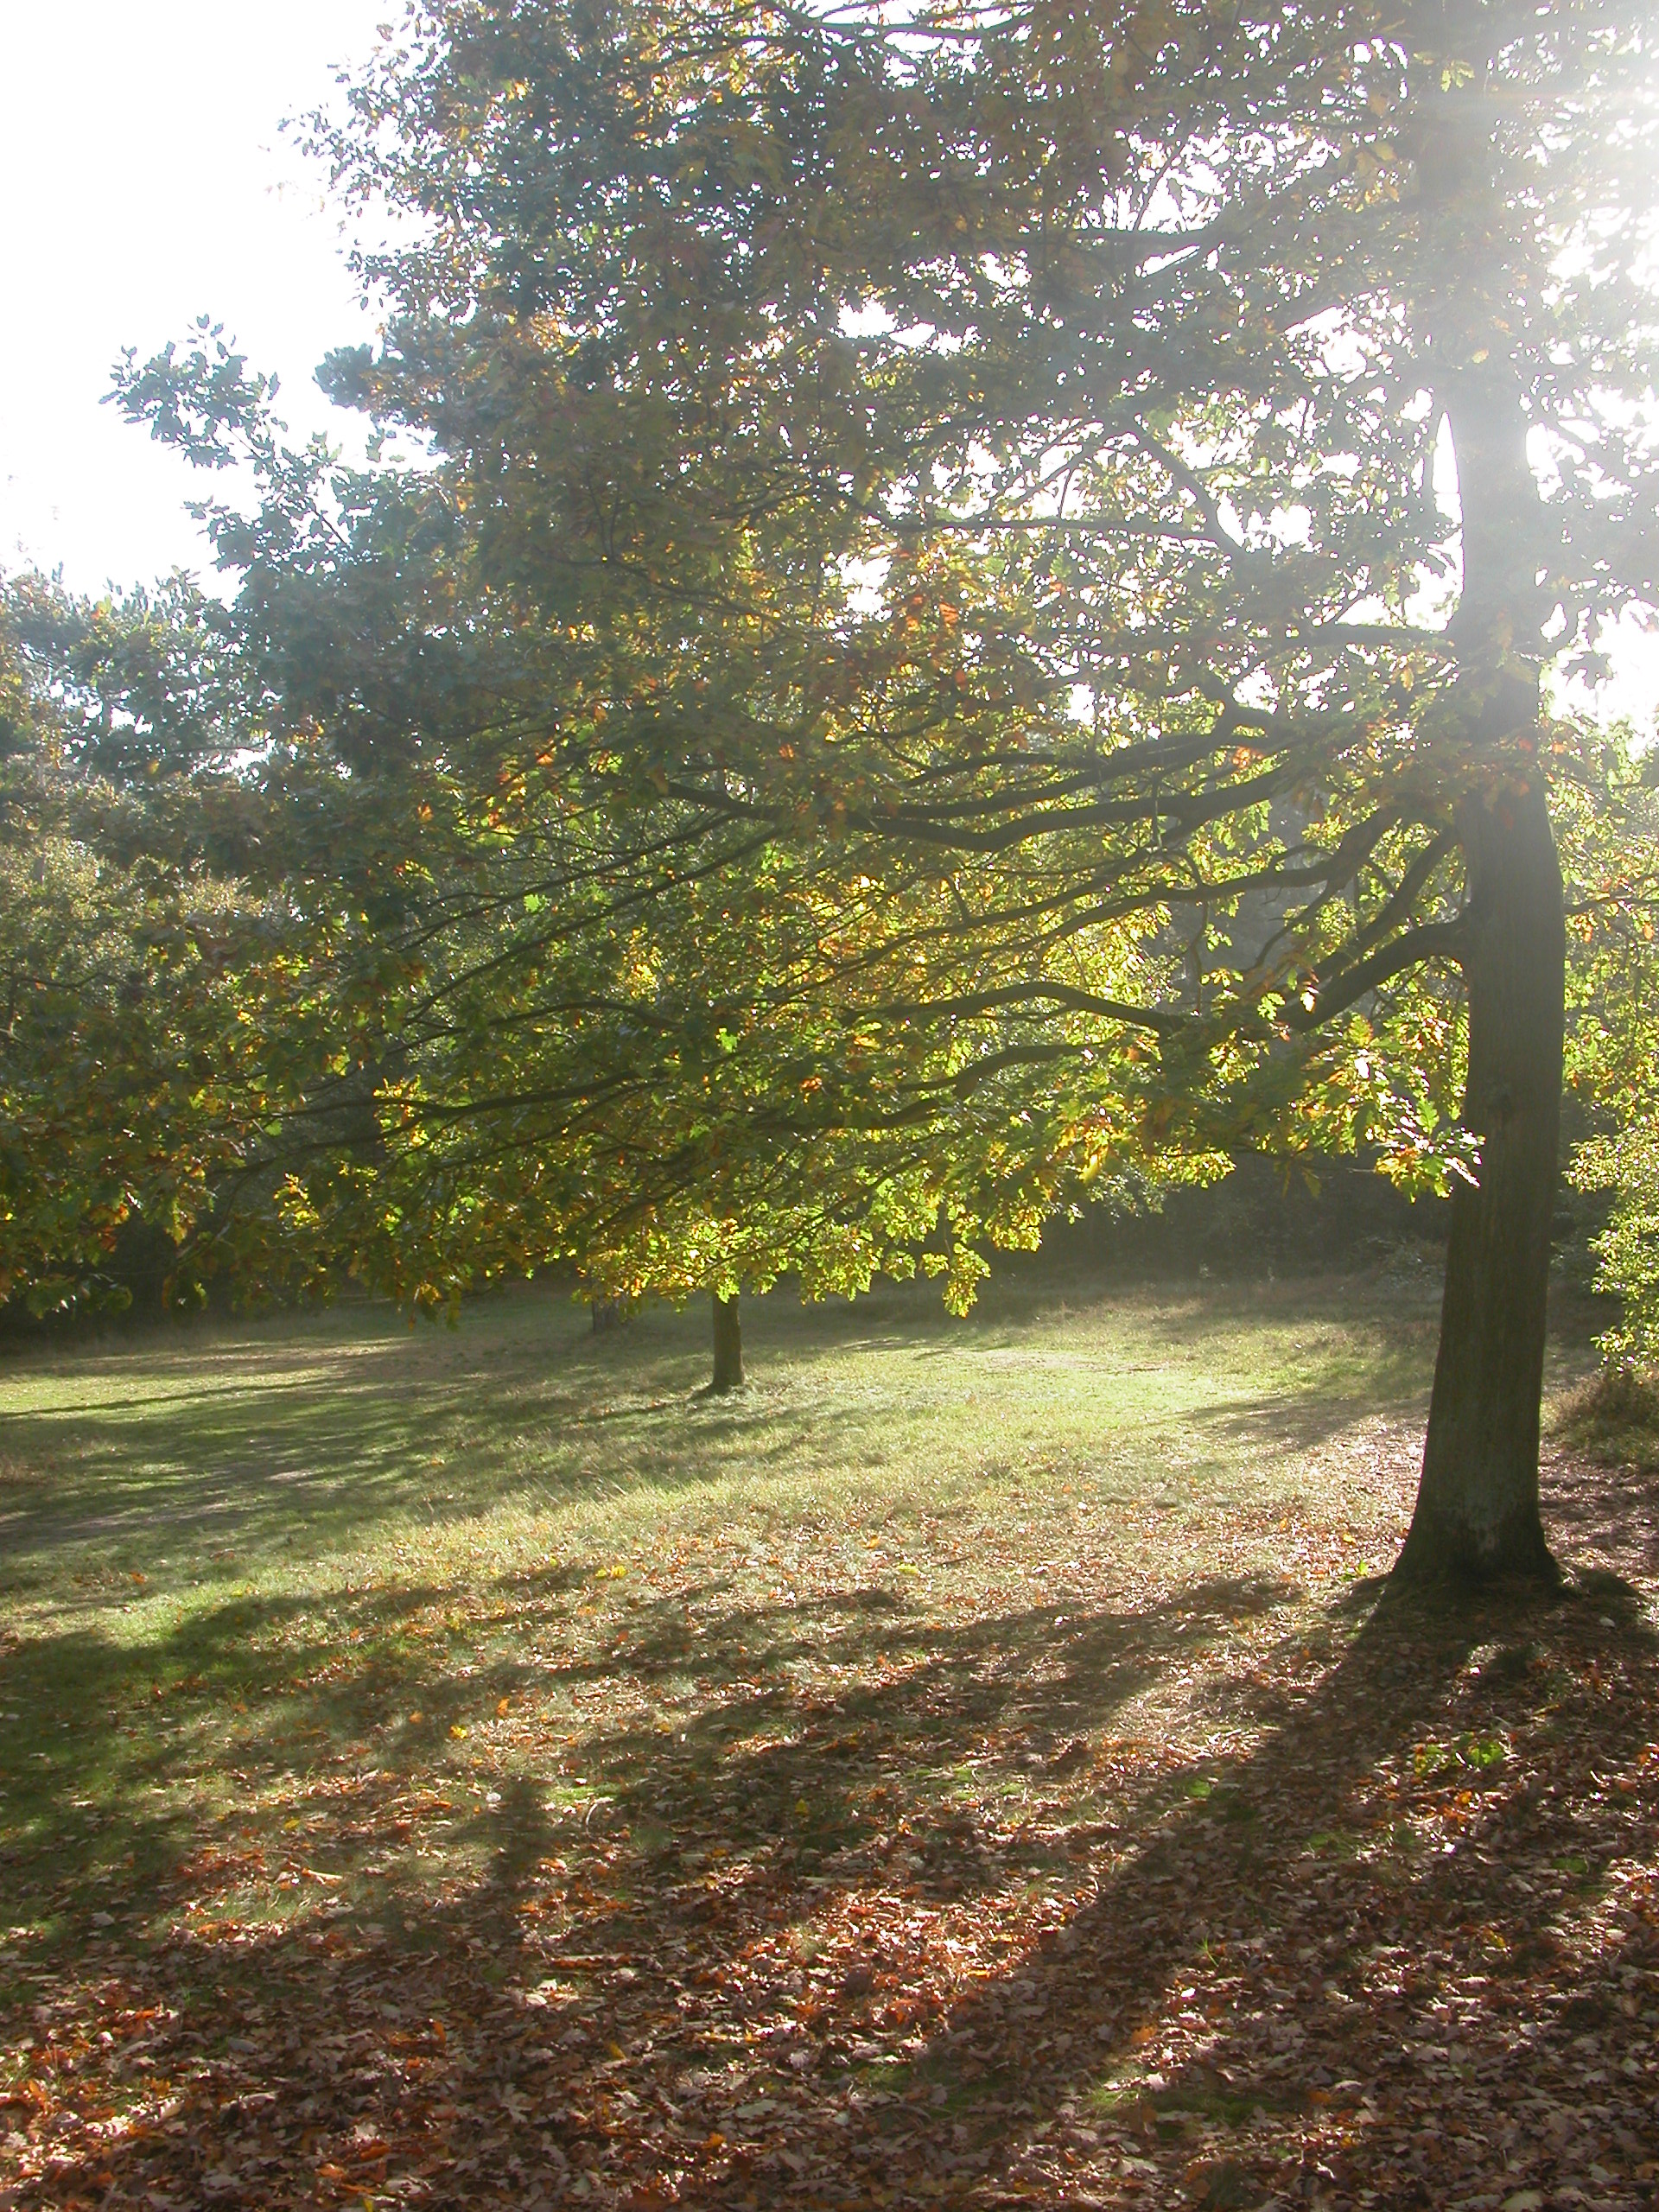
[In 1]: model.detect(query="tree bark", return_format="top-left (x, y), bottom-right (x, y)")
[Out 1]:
top-left (1395, 781), bottom-right (1564, 1584)
top-left (710, 1289), bottom-right (743, 1392)
top-left (1395, 37), bottom-right (1566, 1585)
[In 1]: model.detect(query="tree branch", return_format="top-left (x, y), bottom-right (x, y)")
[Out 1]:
top-left (1281, 919), bottom-right (1466, 1030)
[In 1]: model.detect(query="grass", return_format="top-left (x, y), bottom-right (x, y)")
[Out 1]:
top-left (1, 1267), bottom-right (1653, 2211)
top-left (0, 1272), bottom-right (1435, 1929)
top-left (0, 1268), bottom-right (1438, 1568)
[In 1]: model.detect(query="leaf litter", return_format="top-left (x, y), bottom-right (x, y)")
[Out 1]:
top-left (0, 1427), bottom-right (1655, 2209)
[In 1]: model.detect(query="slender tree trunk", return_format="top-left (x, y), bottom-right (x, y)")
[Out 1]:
top-left (1396, 42), bottom-right (1565, 1584)
top-left (710, 1289), bottom-right (743, 1392)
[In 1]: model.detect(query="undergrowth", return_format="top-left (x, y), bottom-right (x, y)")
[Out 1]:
top-left (1554, 1363), bottom-right (1659, 1473)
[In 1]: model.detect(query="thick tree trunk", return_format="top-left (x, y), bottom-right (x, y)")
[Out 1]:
top-left (1397, 26), bottom-right (1566, 1583)
top-left (1395, 38), bottom-right (1566, 1586)
top-left (710, 1289), bottom-right (743, 1392)
top-left (1395, 782), bottom-right (1564, 1584)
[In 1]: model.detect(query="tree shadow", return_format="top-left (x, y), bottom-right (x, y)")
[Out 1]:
top-left (1, 1565), bottom-right (1287, 2203)
top-left (1540, 1438), bottom-right (1659, 1586)
top-left (0, 1276), bottom-right (1445, 1585)
top-left (3, 1267), bottom-right (1650, 2211)
top-left (777, 1572), bottom-right (1656, 2212)
top-left (10, 1510), bottom-right (1656, 2210)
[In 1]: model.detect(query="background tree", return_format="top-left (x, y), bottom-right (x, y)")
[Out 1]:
top-left (0, 573), bottom-right (290, 1318)
top-left (1567, 741), bottom-right (1659, 1367)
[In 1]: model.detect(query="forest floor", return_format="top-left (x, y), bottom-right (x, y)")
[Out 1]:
top-left (0, 1268), bottom-right (1655, 2211)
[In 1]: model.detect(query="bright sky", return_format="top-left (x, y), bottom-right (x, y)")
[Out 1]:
top-left (0, 0), bottom-right (388, 593)
top-left (0, 3), bottom-right (1652, 732)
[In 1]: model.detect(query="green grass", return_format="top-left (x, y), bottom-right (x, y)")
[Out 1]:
top-left (3, 1267), bottom-right (1651, 2210)
top-left (0, 1269), bottom-right (1437, 1575)
top-left (0, 1270), bottom-right (1440, 1962)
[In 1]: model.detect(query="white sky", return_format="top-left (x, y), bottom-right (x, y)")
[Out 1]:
top-left (0, 0), bottom-right (388, 592)
top-left (0, 2), bottom-right (1652, 733)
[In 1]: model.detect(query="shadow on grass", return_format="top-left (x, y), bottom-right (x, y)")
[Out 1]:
top-left (0, 1293), bottom-right (792, 1571)
top-left (0, 1567), bottom-right (1282, 1953)
top-left (0, 1275), bottom-right (1441, 1580)
top-left (6, 1499), bottom-right (1658, 2207)
top-left (3, 1282), bottom-right (1648, 2206)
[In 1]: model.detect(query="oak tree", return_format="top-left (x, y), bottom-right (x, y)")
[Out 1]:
top-left (115, 0), bottom-right (1657, 1579)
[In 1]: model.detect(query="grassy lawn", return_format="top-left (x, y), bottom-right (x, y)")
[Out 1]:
top-left (1, 1269), bottom-right (1655, 2210)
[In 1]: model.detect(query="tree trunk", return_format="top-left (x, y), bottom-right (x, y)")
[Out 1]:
top-left (1395, 782), bottom-right (1564, 1584)
top-left (1407, 42), bottom-right (1574, 1583)
top-left (710, 1290), bottom-right (743, 1392)
top-left (1395, 39), bottom-right (1566, 1585)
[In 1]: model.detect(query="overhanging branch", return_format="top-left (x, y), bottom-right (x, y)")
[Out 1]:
top-left (1281, 918), bottom-right (1466, 1030)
